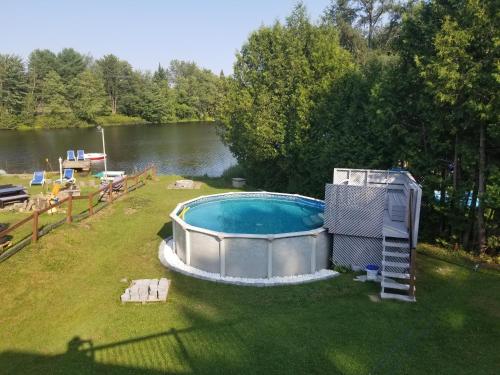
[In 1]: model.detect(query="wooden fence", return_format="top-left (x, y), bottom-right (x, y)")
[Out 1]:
top-left (0, 166), bottom-right (156, 262)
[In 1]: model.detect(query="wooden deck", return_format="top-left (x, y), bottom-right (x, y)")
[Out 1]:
top-left (62, 160), bottom-right (91, 172)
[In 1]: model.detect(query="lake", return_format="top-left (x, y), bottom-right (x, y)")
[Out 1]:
top-left (0, 122), bottom-right (236, 177)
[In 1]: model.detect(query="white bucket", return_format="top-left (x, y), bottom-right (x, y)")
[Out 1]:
top-left (366, 264), bottom-right (379, 281)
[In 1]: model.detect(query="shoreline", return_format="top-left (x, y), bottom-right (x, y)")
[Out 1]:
top-left (0, 119), bottom-right (216, 131)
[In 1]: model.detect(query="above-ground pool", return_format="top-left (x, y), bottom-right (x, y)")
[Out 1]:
top-left (163, 192), bottom-right (333, 284)
top-left (183, 195), bottom-right (324, 234)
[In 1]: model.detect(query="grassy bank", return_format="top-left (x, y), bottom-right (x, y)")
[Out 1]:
top-left (0, 176), bottom-right (498, 374)
top-left (94, 114), bottom-right (149, 127)
top-left (1, 115), bottom-right (217, 131)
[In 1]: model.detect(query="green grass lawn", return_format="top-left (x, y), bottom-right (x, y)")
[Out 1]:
top-left (0, 176), bottom-right (498, 374)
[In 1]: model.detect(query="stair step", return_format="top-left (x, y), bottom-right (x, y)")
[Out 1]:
top-left (381, 292), bottom-right (416, 302)
top-left (382, 261), bottom-right (410, 268)
top-left (382, 280), bottom-right (410, 290)
top-left (383, 251), bottom-right (410, 258)
top-left (384, 240), bottom-right (410, 248)
top-left (381, 271), bottom-right (411, 279)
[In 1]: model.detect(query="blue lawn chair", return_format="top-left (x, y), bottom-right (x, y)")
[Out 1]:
top-left (67, 150), bottom-right (76, 161)
top-left (56, 169), bottom-right (76, 185)
top-left (30, 171), bottom-right (45, 186)
top-left (77, 150), bottom-right (85, 161)
top-left (63, 169), bottom-right (75, 183)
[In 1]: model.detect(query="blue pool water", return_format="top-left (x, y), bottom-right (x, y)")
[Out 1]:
top-left (182, 195), bottom-right (324, 234)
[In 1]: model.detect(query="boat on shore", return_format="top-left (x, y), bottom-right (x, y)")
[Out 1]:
top-left (84, 152), bottom-right (106, 161)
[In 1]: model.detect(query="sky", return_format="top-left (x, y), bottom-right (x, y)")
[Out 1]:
top-left (0, 0), bottom-right (331, 74)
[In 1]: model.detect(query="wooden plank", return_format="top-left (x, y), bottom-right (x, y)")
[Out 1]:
top-left (62, 160), bottom-right (91, 171)
top-left (0, 194), bottom-right (29, 208)
top-left (0, 213), bottom-right (34, 238)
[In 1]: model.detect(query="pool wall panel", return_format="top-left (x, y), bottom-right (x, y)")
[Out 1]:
top-left (190, 232), bottom-right (220, 273)
top-left (173, 220), bottom-right (186, 262)
top-left (272, 236), bottom-right (312, 277)
top-left (225, 238), bottom-right (268, 278)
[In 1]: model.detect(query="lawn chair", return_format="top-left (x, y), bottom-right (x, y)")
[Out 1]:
top-left (30, 171), bottom-right (46, 186)
top-left (77, 150), bottom-right (85, 161)
top-left (56, 169), bottom-right (76, 185)
top-left (67, 150), bottom-right (76, 161)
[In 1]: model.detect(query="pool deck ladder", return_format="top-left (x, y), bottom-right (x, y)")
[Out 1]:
top-left (380, 188), bottom-right (417, 302)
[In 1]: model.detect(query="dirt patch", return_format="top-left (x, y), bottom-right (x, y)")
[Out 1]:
top-left (124, 207), bottom-right (137, 215)
top-left (167, 181), bottom-right (202, 189)
top-left (125, 196), bottom-right (153, 209)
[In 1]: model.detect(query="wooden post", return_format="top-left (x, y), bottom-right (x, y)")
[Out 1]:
top-left (66, 193), bottom-right (73, 223)
top-left (124, 176), bottom-right (128, 194)
top-left (108, 182), bottom-right (113, 202)
top-left (32, 210), bottom-right (39, 242)
top-left (408, 189), bottom-right (416, 298)
top-left (88, 193), bottom-right (94, 216)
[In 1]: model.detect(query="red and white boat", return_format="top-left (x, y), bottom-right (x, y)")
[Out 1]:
top-left (84, 152), bottom-right (107, 161)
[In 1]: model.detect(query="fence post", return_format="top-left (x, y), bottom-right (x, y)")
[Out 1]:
top-left (88, 192), bottom-right (94, 216)
top-left (109, 182), bottom-right (113, 202)
top-left (124, 176), bottom-right (128, 194)
top-left (66, 193), bottom-right (73, 223)
top-left (32, 210), bottom-right (39, 242)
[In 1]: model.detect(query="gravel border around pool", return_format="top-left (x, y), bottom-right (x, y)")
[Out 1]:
top-left (159, 237), bottom-right (339, 286)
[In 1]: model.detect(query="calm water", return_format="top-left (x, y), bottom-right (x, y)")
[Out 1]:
top-left (0, 122), bottom-right (236, 177)
top-left (184, 196), bottom-right (324, 234)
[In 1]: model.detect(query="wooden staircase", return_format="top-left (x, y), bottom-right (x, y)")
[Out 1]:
top-left (380, 237), bottom-right (416, 302)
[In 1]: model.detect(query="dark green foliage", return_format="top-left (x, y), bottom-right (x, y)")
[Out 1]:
top-left (218, 0), bottom-right (499, 253)
top-left (56, 48), bottom-right (89, 81)
top-left (0, 54), bottom-right (26, 115)
top-left (69, 70), bottom-right (107, 122)
top-left (0, 50), bottom-right (223, 129)
top-left (218, 4), bottom-right (354, 192)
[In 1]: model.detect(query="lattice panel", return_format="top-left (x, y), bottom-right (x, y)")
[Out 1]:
top-left (350, 170), bottom-right (367, 186)
top-left (324, 184), bottom-right (386, 238)
top-left (332, 235), bottom-right (383, 268)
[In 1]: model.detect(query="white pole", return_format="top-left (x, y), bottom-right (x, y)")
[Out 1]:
top-left (101, 128), bottom-right (107, 176)
top-left (58, 157), bottom-right (62, 183)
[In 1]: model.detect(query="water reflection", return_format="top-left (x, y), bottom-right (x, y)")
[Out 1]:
top-left (0, 122), bottom-right (236, 177)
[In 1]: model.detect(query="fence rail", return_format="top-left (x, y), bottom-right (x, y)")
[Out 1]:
top-left (0, 166), bottom-right (156, 262)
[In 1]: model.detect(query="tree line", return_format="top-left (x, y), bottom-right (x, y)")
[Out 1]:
top-left (217, 0), bottom-right (499, 254)
top-left (0, 49), bottom-right (222, 129)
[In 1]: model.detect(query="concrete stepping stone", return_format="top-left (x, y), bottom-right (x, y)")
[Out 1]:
top-left (120, 278), bottom-right (170, 304)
